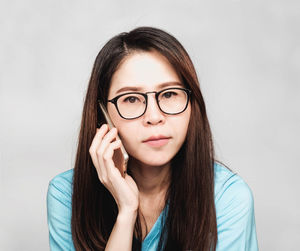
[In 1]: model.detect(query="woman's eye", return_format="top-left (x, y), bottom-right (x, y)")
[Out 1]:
top-left (124, 96), bottom-right (139, 103)
top-left (162, 91), bottom-right (177, 98)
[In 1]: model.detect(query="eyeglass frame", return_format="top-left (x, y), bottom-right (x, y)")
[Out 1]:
top-left (102, 87), bottom-right (192, 120)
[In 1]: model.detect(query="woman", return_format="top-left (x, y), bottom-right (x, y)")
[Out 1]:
top-left (47, 26), bottom-right (258, 250)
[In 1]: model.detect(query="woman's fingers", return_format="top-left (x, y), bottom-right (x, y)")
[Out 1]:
top-left (101, 139), bottom-right (122, 183)
top-left (96, 127), bottom-right (118, 179)
top-left (89, 124), bottom-right (121, 183)
top-left (89, 124), bottom-right (108, 157)
top-left (89, 124), bottom-right (109, 180)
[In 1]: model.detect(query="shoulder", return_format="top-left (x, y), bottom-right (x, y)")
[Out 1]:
top-left (47, 169), bottom-right (75, 250)
top-left (214, 161), bottom-right (254, 209)
top-left (47, 169), bottom-right (74, 207)
top-left (49, 168), bottom-right (74, 186)
top-left (49, 169), bottom-right (74, 191)
top-left (213, 162), bottom-right (259, 250)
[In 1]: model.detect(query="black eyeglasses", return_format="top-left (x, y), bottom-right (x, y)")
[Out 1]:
top-left (103, 87), bottom-right (191, 120)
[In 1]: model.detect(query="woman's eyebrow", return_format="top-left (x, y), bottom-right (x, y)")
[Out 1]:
top-left (115, 81), bottom-right (183, 94)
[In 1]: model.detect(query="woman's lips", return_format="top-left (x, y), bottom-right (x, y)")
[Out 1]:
top-left (143, 138), bottom-right (170, 147)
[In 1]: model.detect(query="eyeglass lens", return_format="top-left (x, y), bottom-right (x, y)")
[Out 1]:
top-left (116, 88), bottom-right (188, 119)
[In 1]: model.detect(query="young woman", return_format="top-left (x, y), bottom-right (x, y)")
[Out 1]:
top-left (47, 26), bottom-right (258, 251)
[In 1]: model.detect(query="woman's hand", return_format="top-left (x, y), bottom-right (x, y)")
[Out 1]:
top-left (89, 124), bottom-right (139, 216)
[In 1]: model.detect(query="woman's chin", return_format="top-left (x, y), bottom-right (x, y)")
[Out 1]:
top-left (129, 154), bottom-right (172, 168)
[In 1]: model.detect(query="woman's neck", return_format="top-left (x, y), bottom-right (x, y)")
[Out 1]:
top-left (128, 157), bottom-right (171, 198)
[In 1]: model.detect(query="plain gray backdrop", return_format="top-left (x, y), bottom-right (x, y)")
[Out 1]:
top-left (1, 0), bottom-right (299, 250)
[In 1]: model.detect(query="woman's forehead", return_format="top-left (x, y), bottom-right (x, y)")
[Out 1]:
top-left (109, 51), bottom-right (182, 95)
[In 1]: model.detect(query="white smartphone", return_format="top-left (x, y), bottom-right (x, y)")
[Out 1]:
top-left (98, 102), bottom-right (129, 178)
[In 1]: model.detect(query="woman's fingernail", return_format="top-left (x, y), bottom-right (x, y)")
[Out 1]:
top-left (100, 124), bottom-right (107, 131)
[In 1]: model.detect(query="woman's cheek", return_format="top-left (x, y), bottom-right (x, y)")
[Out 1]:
top-left (118, 130), bottom-right (136, 153)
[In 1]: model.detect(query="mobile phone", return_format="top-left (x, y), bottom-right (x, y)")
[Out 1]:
top-left (98, 101), bottom-right (129, 178)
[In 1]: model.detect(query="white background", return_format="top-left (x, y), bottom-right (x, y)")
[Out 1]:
top-left (0, 0), bottom-right (299, 250)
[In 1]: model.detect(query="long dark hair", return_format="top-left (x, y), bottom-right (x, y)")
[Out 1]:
top-left (71, 26), bottom-right (217, 250)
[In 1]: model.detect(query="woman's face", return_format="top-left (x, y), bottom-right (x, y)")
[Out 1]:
top-left (107, 50), bottom-right (191, 167)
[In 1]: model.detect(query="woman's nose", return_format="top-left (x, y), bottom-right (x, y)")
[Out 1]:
top-left (142, 94), bottom-right (165, 125)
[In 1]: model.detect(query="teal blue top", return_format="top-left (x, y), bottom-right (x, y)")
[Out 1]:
top-left (47, 162), bottom-right (259, 250)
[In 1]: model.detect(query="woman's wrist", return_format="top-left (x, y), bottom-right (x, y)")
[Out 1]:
top-left (117, 209), bottom-right (138, 225)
